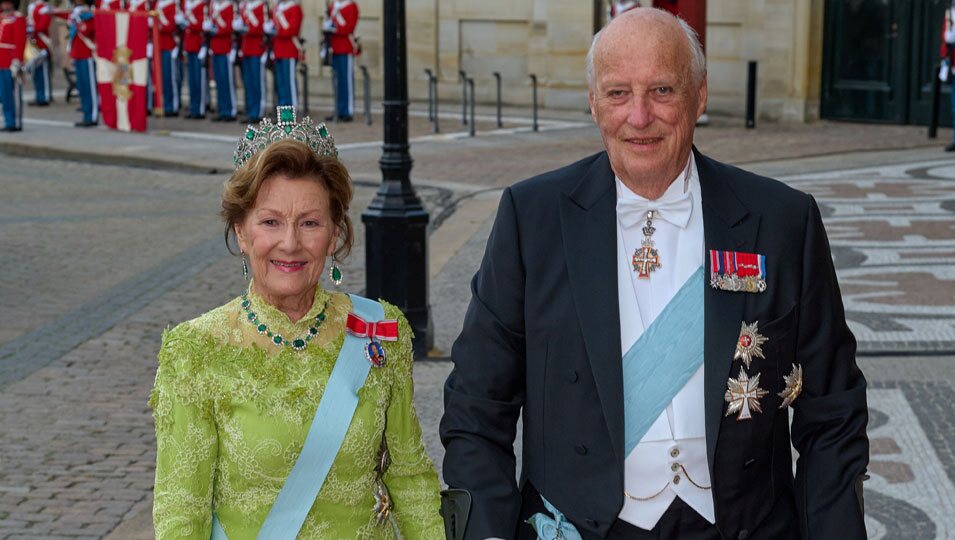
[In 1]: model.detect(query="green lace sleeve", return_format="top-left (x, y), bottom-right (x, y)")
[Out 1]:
top-left (380, 305), bottom-right (445, 539)
top-left (150, 325), bottom-right (219, 540)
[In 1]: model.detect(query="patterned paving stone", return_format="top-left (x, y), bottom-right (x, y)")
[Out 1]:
top-left (781, 160), bottom-right (955, 354)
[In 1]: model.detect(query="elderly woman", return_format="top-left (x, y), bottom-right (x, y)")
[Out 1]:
top-left (149, 107), bottom-right (444, 539)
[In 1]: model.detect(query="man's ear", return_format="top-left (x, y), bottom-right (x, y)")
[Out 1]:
top-left (696, 77), bottom-right (708, 120)
top-left (589, 90), bottom-right (598, 124)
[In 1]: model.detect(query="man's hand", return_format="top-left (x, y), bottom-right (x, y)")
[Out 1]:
top-left (321, 18), bottom-right (335, 32)
top-left (231, 18), bottom-right (246, 32)
top-left (263, 19), bottom-right (275, 35)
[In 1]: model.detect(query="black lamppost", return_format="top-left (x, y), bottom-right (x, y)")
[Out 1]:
top-left (362, 0), bottom-right (433, 356)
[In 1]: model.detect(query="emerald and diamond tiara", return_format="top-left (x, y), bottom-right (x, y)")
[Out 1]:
top-left (233, 106), bottom-right (338, 170)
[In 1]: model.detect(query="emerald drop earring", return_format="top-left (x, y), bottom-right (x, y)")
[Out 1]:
top-left (328, 259), bottom-right (343, 287)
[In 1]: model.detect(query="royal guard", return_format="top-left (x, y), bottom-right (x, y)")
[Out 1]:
top-left (181, 0), bottom-right (206, 118)
top-left (233, 0), bottom-right (264, 122)
top-left (26, 0), bottom-right (51, 106)
top-left (68, 0), bottom-right (97, 126)
top-left (269, 0), bottom-right (301, 111)
top-left (0, 0), bottom-right (26, 131)
top-left (943, 2), bottom-right (955, 152)
top-left (205, 0), bottom-right (235, 120)
top-left (127, 0), bottom-right (152, 113)
top-left (322, 0), bottom-right (357, 121)
top-left (156, 0), bottom-right (180, 115)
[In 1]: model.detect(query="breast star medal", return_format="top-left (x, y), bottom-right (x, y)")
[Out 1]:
top-left (734, 321), bottom-right (768, 369)
top-left (725, 368), bottom-right (769, 421)
top-left (632, 210), bottom-right (662, 279)
top-left (778, 364), bottom-right (804, 409)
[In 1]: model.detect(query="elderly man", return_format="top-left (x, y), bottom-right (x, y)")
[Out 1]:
top-left (440, 8), bottom-right (868, 540)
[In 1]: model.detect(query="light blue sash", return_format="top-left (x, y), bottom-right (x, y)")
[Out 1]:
top-left (211, 294), bottom-right (383, 540)
top-left (529, 267), bottom-right (705, 538)
top-left (621, 266), bottom-right (705, 454)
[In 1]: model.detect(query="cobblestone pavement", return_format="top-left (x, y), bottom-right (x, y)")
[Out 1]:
top-left (1, 114), bottom-right (955, 539)
top-left (778, 159), bottom-right (955, 354)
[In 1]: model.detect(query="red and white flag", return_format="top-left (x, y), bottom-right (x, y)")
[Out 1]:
top-left (95, 10), bottom-right (149, 132)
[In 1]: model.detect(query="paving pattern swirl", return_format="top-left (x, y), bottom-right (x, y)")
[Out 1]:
top-left (782, 159), bottom-right (955, 354)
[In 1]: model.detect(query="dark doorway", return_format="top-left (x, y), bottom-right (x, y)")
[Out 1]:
top-left (822, 0), bottom-right (952, 125)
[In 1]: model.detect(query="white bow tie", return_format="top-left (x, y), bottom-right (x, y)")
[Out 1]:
top-left (616, 191), bottom-right (693, 230)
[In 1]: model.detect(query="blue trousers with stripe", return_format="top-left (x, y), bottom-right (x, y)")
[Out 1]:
top-left (32, 53), bottom-right (50, 104)
top-left (0, 69), bottom-right (22, 129)
top-left (274, 58), bottom-right (297, 109)
top-left (160, 50), bottom-right (179, 114)
top-left (73, 58), bottom-right (98, 123)
top-left (242, 54), bottom-right (265, 119)
top-left (212, 53), bottom-right (236, 118)
top-left (331, 53), bottom-right (353, 117)
top-left (186, 52), bottom-right (207, 117)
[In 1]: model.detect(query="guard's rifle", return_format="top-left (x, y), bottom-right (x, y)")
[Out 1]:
top-left (262, 0), bottom-right (273, 71)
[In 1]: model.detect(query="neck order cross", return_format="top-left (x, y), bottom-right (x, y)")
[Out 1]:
top-left (631, 209), bottom-right (662, 279)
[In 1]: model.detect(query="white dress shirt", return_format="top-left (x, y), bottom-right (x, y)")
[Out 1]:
top-left (615, 155), bottom-right (715, 530)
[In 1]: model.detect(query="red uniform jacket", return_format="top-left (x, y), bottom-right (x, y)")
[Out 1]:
top-left (182, 0), bottom-right (205, 53)
top-left (156, 0), bottom-right (178, 51)
top-left (271, 0), bottom-right (300, 59)
top-left (27, 0), bottom-right (52, 51)
top-left (326, 0), bottom-right (356, 55)
top-left (208, 0), bottom-right (233, 55)
top-left (0, 10), bottom-right (26, 69)
top-left (239, 0), bottom-right (264, 57)
top-left (68, 5), bottom-right (95, 60)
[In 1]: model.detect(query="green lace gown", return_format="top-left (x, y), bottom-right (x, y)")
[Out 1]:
top-left (149, 285), bottom-right (444, 539)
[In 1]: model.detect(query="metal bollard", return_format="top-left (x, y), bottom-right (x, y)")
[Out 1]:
top-left (424, 69), bottom-right (435, 121)
top-left (529, 74), bottom-right (539, 132)
top-left (459, 70), bottom-right (468, 125)
top-left (493, 71), bottom-right (503, 128)
top-left (930, 62), bottom-right (942, 139)
top-left (746, 61), bottom-right (757, 129)
top-left (432, 74), bottom-right (440, 134)
top-left (360, 65), bottom-right (372, 125)
top-left (468, 78), bottom-right (476, 137)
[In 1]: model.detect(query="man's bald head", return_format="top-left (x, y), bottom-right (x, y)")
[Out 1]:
top-left (586, 8), bottom-right (706, 89)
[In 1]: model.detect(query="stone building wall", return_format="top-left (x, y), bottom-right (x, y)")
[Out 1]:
top-left (302, 0), bottom-right (825, 122)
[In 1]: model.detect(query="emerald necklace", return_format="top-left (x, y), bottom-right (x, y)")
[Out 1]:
top-left (240, 294), bottom-right (327, 351)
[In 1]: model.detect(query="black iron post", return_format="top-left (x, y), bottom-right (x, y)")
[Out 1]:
top-left (746, 61), bottom-right (757, 129)
top-left (432, 74), bottom-right (440, 133)
top-left (468, 78), bottom-right (476, 137)
top-left (300, 61), bottom-right (310, 115)
top-left (529, 74), bottom-right (539, 132)
top-left (459, 69), bottom-right (468, 124)
top-left (362, 0), bottom-right (432, 356)
top-left (493, 71), bottom-right (503, 128)
top-left (930, 62), bottom-right (942, 139)
top-left (360, 65), bottom-right (372, 125)
top-left (424, 68), bottom-right (435, 121)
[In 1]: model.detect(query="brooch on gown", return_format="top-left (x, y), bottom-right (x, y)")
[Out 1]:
top-left (373, 438), bottom-right (393, 525)
top-left (345, 313), bottom-right (398, 368)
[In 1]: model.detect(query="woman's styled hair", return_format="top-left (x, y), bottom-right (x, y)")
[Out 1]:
top-left (220, 139), bottom-right (354, 260)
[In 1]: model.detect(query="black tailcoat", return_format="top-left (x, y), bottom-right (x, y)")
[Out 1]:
top-left (440, 149), bottom-right (869, 540)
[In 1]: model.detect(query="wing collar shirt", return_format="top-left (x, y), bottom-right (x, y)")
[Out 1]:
top-left (615, 153), bottom-right (715, 530)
